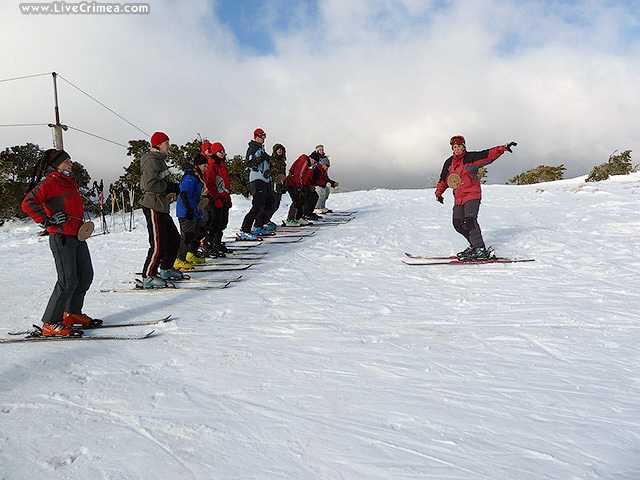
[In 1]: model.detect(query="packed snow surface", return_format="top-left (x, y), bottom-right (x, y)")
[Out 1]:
top-left (1, 174), bottom-right (639, 479)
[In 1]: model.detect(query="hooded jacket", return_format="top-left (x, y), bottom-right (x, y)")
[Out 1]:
top-left (270, 144), bottom-right (287, 177)
top-left (139, 149), bottom-right (173, 213)
top-left (205, 155), bottom-right (232, 207)
top-left (22, 167), bottom-right (85, 236)
top-left (435, 146), bottom-right (506, 205)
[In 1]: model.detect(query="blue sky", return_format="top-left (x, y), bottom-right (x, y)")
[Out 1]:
top-left (216, 0), bottom-right (320, 55)
top-left (1, 0), bottom-right (640, 190)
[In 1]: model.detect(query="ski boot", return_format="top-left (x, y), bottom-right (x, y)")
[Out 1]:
top-left (62, 312), bottom-right (103, 327)
top-left (41, 323), bottom-right (83, 337)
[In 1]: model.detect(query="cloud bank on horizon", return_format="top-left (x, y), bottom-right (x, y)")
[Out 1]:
top-left (1, 0), bottom-right (639, 190)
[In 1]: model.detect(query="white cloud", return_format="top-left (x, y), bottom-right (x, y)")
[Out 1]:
top-left (1, 0), bottom-right (639, 190)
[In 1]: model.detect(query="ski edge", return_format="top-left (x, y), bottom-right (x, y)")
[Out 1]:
top-left (402, 258), bottom-right (535, 265)
top-left (100, 280), bottom-right (231, 293)
top-left (1, 330), bottom-right (156, 344)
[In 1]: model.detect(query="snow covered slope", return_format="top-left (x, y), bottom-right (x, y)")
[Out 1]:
top-left (1, 174), bottom-right (639, 479)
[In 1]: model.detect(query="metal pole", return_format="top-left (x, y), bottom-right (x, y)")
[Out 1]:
top-left (48, 72), bottom-right (68, 150)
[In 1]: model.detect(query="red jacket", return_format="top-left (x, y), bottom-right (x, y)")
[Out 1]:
top-left (435, 146), bottom-right (506, 205)
top-left (22, 169), bottom-right (86, 236)
top-left (285, 154), bottom-right (314, 187)
top-left (205, 158), bottom-right (232, 207)
top-left (313, 166), bottom-right (335, 187)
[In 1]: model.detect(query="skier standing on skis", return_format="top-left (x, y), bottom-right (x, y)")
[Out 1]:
top-left (139, 132), bottom-right (183, 288)
top-left (284, 153), bottom-right (316, 226)
top-left (174, 154), bottom-right (208, 270)
top-left (22, 149), bottom-right (101, 337)
top-left (203, 142), bottom-right (232, 256)
top-left (310, 145), bottom-right (335, 214)
top-left (313, 156), bottom-right (338, 214)
top-left (262, 143), bottom-right (287, 230)
top-left (239, 128), bottom-right (274, 239)
top-left (435, 135), bottom-right (516, 260)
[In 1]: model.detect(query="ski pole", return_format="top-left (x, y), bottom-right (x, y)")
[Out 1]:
top-left (120, 190), bottom-right (127, 230)
top-left (109, 184), bottom-right (117, 233)
top-left (128, 183), bottom-right (135, 231)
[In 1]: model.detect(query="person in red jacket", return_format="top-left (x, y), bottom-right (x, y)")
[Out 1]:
top-left (202, 142), bottom-right (232, 257)
top-left (312, 157), bottom-right (338, 214)
top-left (435, 135), bottom-right (517, 260)
top-left (22, 149), bottom-right (101, 337)
top-left (284, 154), bottom-right (316, 225)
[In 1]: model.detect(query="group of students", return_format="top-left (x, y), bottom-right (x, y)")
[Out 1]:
top-left (237, 129), bottom-right (338, 239)
top-left (19, 128), bottom-right (340, 336)
top-left (133, 131), bottom-right (238, 288)
top-left (137, 129), bottom-right (340, 288)
top-left (21, 131), bottom-right (513, 337)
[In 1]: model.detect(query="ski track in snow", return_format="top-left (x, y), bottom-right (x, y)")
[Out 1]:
top-left (0, 174), bottom-right (639, 479)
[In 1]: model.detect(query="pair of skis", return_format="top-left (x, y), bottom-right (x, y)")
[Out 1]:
top-left (232, 235), bottom-right (303, 244)
top-left (403, 252), bottom-right (535, 265)
top-left (100, 275), bottom-right (242, 293)
top-left (1, 315), bottom-right (173, 344)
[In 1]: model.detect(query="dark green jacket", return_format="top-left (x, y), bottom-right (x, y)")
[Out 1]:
top-left (139, 149), bottom-right (172, 213)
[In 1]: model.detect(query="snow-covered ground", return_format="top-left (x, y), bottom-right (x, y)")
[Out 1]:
top-left (1, 174), bottom-right (639, 479)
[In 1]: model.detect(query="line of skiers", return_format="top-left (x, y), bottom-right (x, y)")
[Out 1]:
top-left (143, 129), bottom-right (339, 286)
top-left (20, 131), bottom-right (515, 337)
top-left (238, 129), bottom-right (338, 239)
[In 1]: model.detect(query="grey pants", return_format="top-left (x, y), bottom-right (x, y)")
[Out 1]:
top-left (42, 234), bottom-right (94, 325)
top-left (315, 185), bottom-right (330, 209)
top-left (452, 199), bottom-right (484, 248)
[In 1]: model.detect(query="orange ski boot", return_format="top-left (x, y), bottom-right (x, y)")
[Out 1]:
top-left (63, 312), bottom-right (103, 328)
top-left (41, 323), bottom-right (83, 337)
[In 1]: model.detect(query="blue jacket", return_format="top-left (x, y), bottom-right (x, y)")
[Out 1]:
top-left (176, 166), bottom-right (205, 219)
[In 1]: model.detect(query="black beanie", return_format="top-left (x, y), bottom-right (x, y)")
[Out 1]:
top-left (43, 149), bottom-right (70, 168)
top-left (193, 153), bottom-right (209, 166)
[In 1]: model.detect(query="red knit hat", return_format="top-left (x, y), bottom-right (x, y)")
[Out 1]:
top-left (210, 142), bottom-right (225, 155)
top-left (151, 131), bottom-right (169, 148)
top-left (254, 128), bottom-right (266, 138)
top-left (201, 141), bottom-right (212, 154)
top-left (450, 135), bottom-right (466, 147)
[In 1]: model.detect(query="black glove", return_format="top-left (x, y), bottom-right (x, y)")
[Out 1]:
top-left (263, 169), bottom-right (272, 179)
top-left (436, 196), bottom-right (444, 204)
top-left (165, 182), bottom-right (180, 194)
top-left (185, 207), bottom-right (194, 220)
top-left (44, 211), bottom-right (67, 226)
top-left (505, 142), bottom-right (517, 153)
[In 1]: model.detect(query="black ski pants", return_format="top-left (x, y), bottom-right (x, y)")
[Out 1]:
top-left (302, 186), bottom-right (319, 216)
top-left (177, 217), bottom-right (205, 260)
top-left (452, 199), bottom-right (485, 248)
top-left (241, 180), bottom-right (274, 233)
top-left (203, 198), bottom-right (230, 250)
top-left (42, 234), bottom-right (94, 325)
top-left (286, 186), bottom-right (304, 220)
top-left (142, 207), bottom-right (180, 277)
